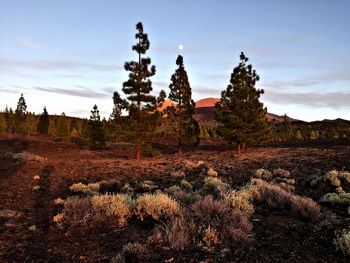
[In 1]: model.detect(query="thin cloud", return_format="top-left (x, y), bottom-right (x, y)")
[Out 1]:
top-left (0, 58), bottom-right (123, 72)
top-left (263, 90), bottom-right (350, 109)
top-left (34, 86), bottom-right (110, 99)
top-left (247, 29), bottom-right (322, 43)
top-left (0, 85), bottom-right (26, 94)
top-left (19, 38), bottom-right (58, 51)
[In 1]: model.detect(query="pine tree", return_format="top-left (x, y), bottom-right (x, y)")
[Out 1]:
top-left (86, 105), bottom-right (106, 149)
top-left (112, 22), bottom-right (166, 160)
top-left (0, 113), bottom-right (7, 132)
top-left (214, 52), bottom-right (271, 156)
top-left (37, 107), bottom-right (50, 134)
top-left (279, 114), bottom-right (292, 141)
top-left (24, 113), bottom-right (37, 133)
top-left (166, 55), bottom-right (199, 153)
top-left (55, 113), bottom-right (70, 141)
top-left (14, 93), bottom-right (27, 133)
top-left (48, 119), bottom-right (56, 136)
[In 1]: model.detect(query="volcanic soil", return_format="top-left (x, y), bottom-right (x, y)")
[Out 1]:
top-left (0, 133), bottom-right (350, 262)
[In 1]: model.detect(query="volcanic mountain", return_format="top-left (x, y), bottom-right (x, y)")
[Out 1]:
top-left (158, 98), bottom-right (299, 127)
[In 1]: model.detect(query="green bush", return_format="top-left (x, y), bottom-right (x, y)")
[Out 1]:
top-left (334, 231), bottom-right (350, 256)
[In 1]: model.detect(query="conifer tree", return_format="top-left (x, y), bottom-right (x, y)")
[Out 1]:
top-left (55, 113), bottom-right (70, 141)
top-left (214, 52), bottom-right (270, 156)
top-left (14, 93), bottom-right (27, 133)
top-left (166, 55), bottom-right (199, 153)
top-left (0, 113), bottom-right (7, 132)
top-left (24, 113), bottom-right (37, 133)
top-left (112, 22), bottom-right (166, 159)
top-left (86, 105), bottom-right (106, 149)
top-left (279, 114), bottom-right (292, 141)
top-left (37, 107), bottom-right (50, 134)
top-left (48, 119), bottom-right (56, 136)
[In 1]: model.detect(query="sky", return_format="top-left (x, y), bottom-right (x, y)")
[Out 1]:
top-left (0, 0), bottom-right (349, 121)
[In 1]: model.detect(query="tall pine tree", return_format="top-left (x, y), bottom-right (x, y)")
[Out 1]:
top-left (166, 55), bottom-right (199, 153)
top-left (14, 93), bottom-right (27, 133)
top-left (112, 22), bottom-right (166, 160)
top-left (214, 52), bottom-right (270, 156)
top-left (87, 105), bottom-right (106, 149)
top-left (37, 106), bottom-right (50, 134)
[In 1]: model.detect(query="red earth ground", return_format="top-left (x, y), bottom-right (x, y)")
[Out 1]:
top-left (0, 133), bottom-right (350, 262)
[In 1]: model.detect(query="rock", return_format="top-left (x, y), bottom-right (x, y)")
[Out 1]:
top-left (11, 151), bottom-right (47, 162)
top-left (0, 210), bottom-right (22, 218)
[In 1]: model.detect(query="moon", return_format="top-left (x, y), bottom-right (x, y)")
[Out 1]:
top-left (178, 44), bottom-right (183, 50)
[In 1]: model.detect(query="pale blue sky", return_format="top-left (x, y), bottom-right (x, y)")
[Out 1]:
top-left (0, 0), bottom-right (349, 121)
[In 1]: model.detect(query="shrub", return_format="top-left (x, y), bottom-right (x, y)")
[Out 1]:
top-left (140, 181), bottom-right (158, 192)
top-left (87, 182), bottom-right (100, 192)
top-left (339, 171), bottom-right (350, 184)
top-left (69, 182), bottom-right (87, 192)
top-left (54, 198), bottom-right (65, 205)
top-left (255, 169), bottom-right (272, 180)
top-left (181, 179), bottom-right (193, 190)
top-left (191, 195), bottom-right (252, 247)
top-left (291, 196), bottom-right (320, 222)
top-left (201, 177), bottom-right (230, 196)
top-left (207, 168), bottom-right (218, 177)
top-left (334, 230), bottom-right (350, 256)
top-left (201, 226), bottom-right (219, 249)
top-left (136, 192), bottom-right (180, 220)
top-left (141, 144), bottom-right (162, 157)
top-left (324, 170), bottom-right (341, 187)
top-left (91, 194), bottom-right (134, 226)
top-left (256, 181), bottom-right (320, 221)
top-left (321, 192), bottom-right (350, 206)
top-left (62, 197), bottom-right (93, 226)
top-left (121, 183), bottom-right (134, 195)
top-left (226, 190), bottom-right (255, 217)
top-left (53, 213), bottom-right (64, 223)
top-left (273, 168), bottom-right (290, 178)
top-left (153, 215), bottom-right (196, 250)
top-left (166, 185), bottom-right (182, 195)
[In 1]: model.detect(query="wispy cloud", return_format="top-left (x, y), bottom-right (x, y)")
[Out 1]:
top-left (0, 85), bottom-right (26, 94)
top-left (247, 29), bottom-right (322, 43)
top-left (263, 90), bottom-right (350, 109)
top-left (34, 85), bottom-right (111, 99)
top-left (0, 58), bottom-right (122, 72)
top-left (19, 38), bottom-right (58, 52)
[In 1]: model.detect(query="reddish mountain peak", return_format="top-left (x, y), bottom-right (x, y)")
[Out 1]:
top-left (195, 98), bottom-right (220, 108)
top-left (156, 99), bottom-right (176, 112)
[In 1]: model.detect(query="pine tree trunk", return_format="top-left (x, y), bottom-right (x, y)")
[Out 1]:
top-left (136, 144), bottom-right (141, 160)
top-left (242, 142), bottom-right (246, 152)
top-left (178, 137), bottom-right (182, 154)
top-left (237, 143), bottom-right (241, 155)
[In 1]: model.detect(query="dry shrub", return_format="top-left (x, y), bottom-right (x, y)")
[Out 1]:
top-left (273, 168), bottom-right (290, 178)
top-left (201, 176), bottom-right (230, 196)
top-left (69, 182), bottom-right (87, 192)
top-left (334, 230), bottom-right (350, 256)
top-left (201, 226), bottom-right (219, 249)
top-left (62, 196), bottom-right (93, 226)
top-left (325, 170), bottom-right (341, 187)
top-left (225, 190), bottom-right (255, 217)
top-left (153, 215), bottom-right (196, 250)
top-left (207, 168), bottom-right (218, 177)
top-left (255, 169), bottom-right (272, 180)
top-left (291, 196), bottom-right (320, 222)
top-left (136, 192), bottom-right (180, 220)
top-left (166, 185), bottom-right (182, 195)
top-left (91, 194), bottom-right (134, 226)
top-left (256, 181), bottom-right (321, 221)
top-left (54, 198), bottom-right (65, 205)
top-left (87, 182), bottom-right (100, 192)
top-left (99, 179), bottom-right (122, 193)
top-left (257, 182), bottom-right (292, 210)
top-left (191, 195), bottom-right (252, 247)
top-left (62, 194), bottom-right (134, 227)
top-left (181, 179), bottom-right (193, 190)
top-left (120, 183), bottom-right (134, 195)
top-left (53, 213), bottom-right (64, 223)
top-left (321, 192), bottom-right (350, 206)
top-left (339, 171), bottom-right (350, 184)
